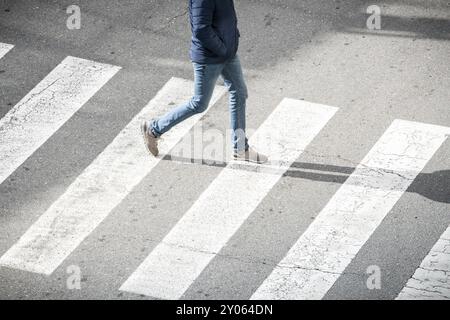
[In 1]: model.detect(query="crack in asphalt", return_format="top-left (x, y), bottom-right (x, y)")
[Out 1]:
top-left (151, 8), bottom-right (189, 34)
top-left (403, 283), bottom-right (450, 297)
top-left (160, 240), bottom-right (361, 277)
top-left (0, 77), bottom-right (62, 131)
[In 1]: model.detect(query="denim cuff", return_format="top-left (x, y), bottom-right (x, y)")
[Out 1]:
top-left (148, 120), bottom-right (161, 138)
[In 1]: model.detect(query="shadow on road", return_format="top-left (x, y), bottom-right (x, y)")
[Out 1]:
top-left (162, 154), bottom-right (450, 204)
top-left (343, 14), bottom-right (450, 40)
top-left (1, 0), bottom-right (449, 71)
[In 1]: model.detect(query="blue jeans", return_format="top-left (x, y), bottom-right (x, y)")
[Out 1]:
top-left (150, 55), bottom-right (249, 152)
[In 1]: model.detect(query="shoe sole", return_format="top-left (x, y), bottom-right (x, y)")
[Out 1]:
top-left (140, 121), bottom-right (159, 157)
top-left (232, 156), bottom-right (267, 165)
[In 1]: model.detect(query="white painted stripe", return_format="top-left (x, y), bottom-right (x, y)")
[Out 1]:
top-left (0, 56), bottom-right (120, 185)
top-left (252, 120), bottom-right (450, 300)
top-left (0, 77), bottom-right (226, 275)
top-left (120, 99), bottom-right (338, 299)
top-left (0, 43), bottom-right (14, 59)
top-left (397, 226), bottom-right (450, 300)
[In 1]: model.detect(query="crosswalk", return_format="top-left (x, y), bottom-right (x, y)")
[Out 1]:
top-left (0, 56), bottom-right (120, 186)
top-left (0, 77), bottom-right (226, 275)
top-left (396, 226), bottom-right (450, 300)
top-left (251, 120), bottom-right (449, 300)
top-left (0, 41), bottom-right (449, 300)
top-left (119, 99), bottom-right (338, 299)
top-left (0, 43), bottom-right (13, 60)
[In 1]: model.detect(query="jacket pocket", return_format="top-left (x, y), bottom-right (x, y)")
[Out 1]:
top-left (214, 29), bottom-right (230, 58)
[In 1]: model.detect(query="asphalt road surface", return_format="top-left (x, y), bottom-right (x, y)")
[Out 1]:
top-left (0, 0), bottom-right (449, 300)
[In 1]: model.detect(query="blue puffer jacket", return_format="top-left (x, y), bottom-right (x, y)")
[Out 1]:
top-left (188, 0), bottom-right (240, 64)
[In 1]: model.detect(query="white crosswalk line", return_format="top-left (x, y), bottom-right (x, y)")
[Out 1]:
top-left (251, 120), bottom-right (450, 300)
top-left (119, 99), bottom-right (338, 299)
top-left (0, 56), bottom-right (120, 185)
top-left (0, 77), bottom-right (226, 275)
top-left (396, 226), bottom-right (450, 300)
top-left (0, 43), bottom-right (14, 59)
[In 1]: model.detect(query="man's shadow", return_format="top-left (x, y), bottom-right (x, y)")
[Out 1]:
top-left (163, 155), bottom-right (450, 204)
top-left (409, 170), bottom-right (450, 204)
top-left (288, 162), bottom-right (449, 204)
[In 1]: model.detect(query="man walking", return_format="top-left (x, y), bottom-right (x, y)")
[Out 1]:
top-left (141, 0), bottom-right (268, 164)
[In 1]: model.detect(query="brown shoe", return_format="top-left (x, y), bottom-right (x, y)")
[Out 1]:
top-left (233, 147), bottom-right (268, 164)
top-left (140, 120), bottom-right (159, 157)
